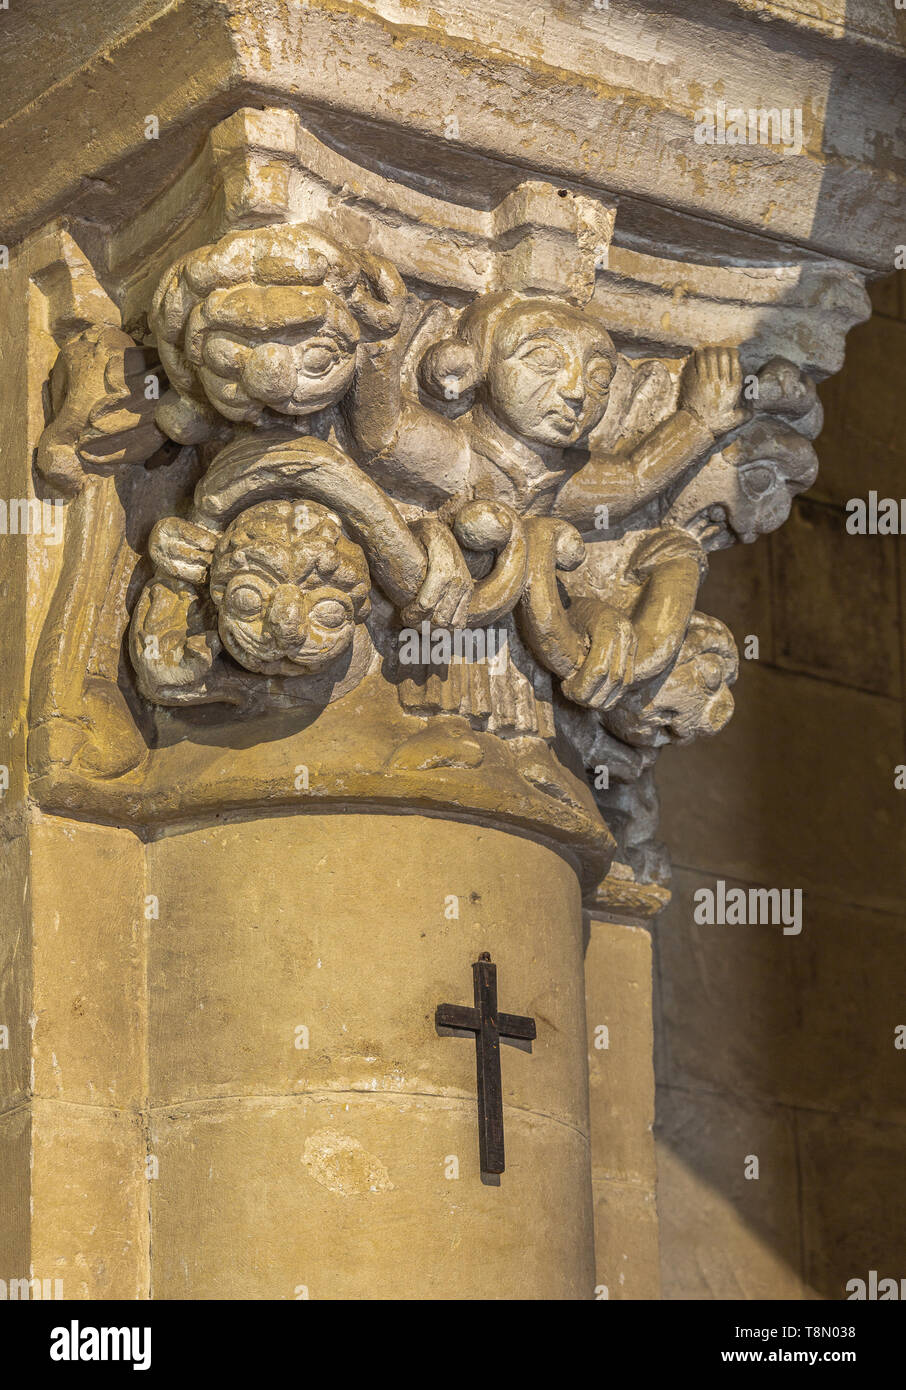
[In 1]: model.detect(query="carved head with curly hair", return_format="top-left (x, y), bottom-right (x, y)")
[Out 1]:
top-left (151, 224), bottom-right (406, 442)
top-left (208, 499), bottom-right (371, 677)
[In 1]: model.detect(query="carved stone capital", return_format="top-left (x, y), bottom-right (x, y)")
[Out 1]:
top-left (20, 104), bottom-right (874, 909)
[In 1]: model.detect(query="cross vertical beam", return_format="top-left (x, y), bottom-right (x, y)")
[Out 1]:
top-left (473, 952), bottom-right (503, 1174)
top-left (435, 952), bottom-right (536, 1177)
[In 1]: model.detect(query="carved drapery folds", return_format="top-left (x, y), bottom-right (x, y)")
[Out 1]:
top-left (28, 108), bottom-right (863, 908)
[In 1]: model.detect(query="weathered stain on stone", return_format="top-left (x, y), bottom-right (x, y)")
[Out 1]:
top-left (301, 1128), bottom-right (395, 1196)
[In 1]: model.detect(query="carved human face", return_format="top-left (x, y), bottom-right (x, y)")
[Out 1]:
top-left (209, 501), bottom-right (370, 676)
top-left (606, 630), bottom-right (736, 748)
top-left (483, 301), bottom-right (616, 448)
top-left (192, 287), bottom-right (360, 422)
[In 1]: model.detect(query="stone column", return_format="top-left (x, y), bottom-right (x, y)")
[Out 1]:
top-left (0, 1), bottom-right (900, 1302)
top-left (147, 814), bottom-right (593, 1300)
top-left (586, 889), bottom-right (665, 1301)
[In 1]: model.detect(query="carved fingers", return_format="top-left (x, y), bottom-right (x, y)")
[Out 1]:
top-left (130, 579), bottom-right (221, 701)
top-left (149, 516), bottom-right (219, 585)
top-left (680, 346), bottom-right (750, 434)
top-left (561, 599), bottom-right (638, 710)
top-left (402, 516), bottom-right (473, 627)
top-left (37, 326), bottom-right (167, 494)
top-left (517, 523), bottom-right (638, 711)
top-left (517, 514), bottom-right (712, 715)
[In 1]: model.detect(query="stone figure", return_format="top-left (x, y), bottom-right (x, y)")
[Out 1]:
top-left (130, 495), bottom-right (374, 708)
top-left (150, 222), bottom-right (406, 444)
top-left (208, 500), bottom-right (371, 676)
top-left (36, 324), bottom-right (166, 493)
top-left (602, 611), bottom-right (738, 748)
top-left (30, 192), bottom-right (826, 904)
top-left (344, 290), bottom-right (750, 525)
top-left (663, 416), bottom-right (819, 548)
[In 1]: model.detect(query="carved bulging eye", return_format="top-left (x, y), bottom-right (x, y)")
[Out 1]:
top-left (299, 342), bottom-right (341, 377)
top-left (740, 463), bottom-right (776, 498)
top-left (227, 581), bottom-right (266, 619)
top-left (698, 655), bottom-right (725, 693)
top-left (309, 597), bottom-right (350, 629)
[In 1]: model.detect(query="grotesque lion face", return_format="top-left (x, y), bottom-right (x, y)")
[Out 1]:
top-left (151, 224), bottom-right (406, 441)
top-left (209, 500), bottom-right (371, 676)
top-left (191, 288), bottom-right (361, 423)
top-left (605, 616), bottom-right (738, 748)
top-left (665, 420), bottom-right (819, 550)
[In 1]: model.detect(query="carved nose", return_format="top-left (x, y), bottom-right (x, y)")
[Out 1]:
top-left (250, 343), bottom-right (297, 399)
top-left (266, 584), bottom-right (304, 641)
top-left (557, 368), bottom-right (585, 406)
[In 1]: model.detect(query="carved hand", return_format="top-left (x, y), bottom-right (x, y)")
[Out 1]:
top-left (402, 516), bottom-right (474, 628)
top-left (149, 516), bottom-right (219, 585)
top-left (561, 601), bottom-right (638, 711)
top-left (680, 347), bottom-right (749, 434)
top-left (130, 579), bottom-right (221, 699)
top-left (159, 628), bottom-right (221, 688)
top-left (37, 326), bottom-right (166, 494)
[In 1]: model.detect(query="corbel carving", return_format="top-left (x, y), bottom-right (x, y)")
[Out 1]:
top-left (27, 110), bottom-right (866, 905)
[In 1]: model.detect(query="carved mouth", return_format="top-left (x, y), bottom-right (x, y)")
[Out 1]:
top-left (545, 409), bottom-right (580, 432)
top-left (283, 641), bottom-right (330, 661)
top-left (280, 628), bottom-right (350, 662)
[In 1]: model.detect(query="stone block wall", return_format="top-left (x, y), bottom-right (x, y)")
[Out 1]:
top-left (653, 272), bottom-right (906, 1300)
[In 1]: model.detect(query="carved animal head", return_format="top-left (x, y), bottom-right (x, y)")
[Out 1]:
top-left (604, 613), bottom-right (737, 747)
top-left (665, 419), bottom-right (818, 549)
top-left (419, 292), bottom-right (618, 448)
top-left (37, 325), bottom-right (166, 494)
top-left (151, 225), bottom-right (406, 440)
top-left (208, 499), bottom-right (371, 676)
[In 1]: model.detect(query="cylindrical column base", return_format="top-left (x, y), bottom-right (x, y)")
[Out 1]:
top-left (146, 812), bottom-right (595, 1300)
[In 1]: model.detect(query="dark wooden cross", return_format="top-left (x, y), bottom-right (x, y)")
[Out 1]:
top-left (435, 952), bottom-right (536, 1176)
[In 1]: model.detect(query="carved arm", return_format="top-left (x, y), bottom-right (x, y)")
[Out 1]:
top-left (552, 347), bottom-right (751, 531)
